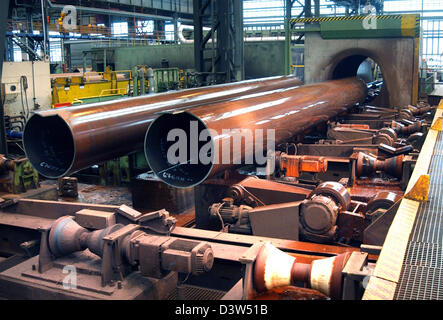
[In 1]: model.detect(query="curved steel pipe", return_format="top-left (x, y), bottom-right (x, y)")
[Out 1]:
top-left (145, 78), bottom-right (367, 188)
top-left (23, 76), bottom-right (302, 178)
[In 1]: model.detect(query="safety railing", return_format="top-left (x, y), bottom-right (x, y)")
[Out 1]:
top-left (7, 20), bottom-right (177, 44)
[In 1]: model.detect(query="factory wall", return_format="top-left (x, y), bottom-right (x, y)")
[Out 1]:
top-left (244, 41), bottom-right (286, 78)
top-left (66, 41), bottom-right (95, 71)
top-left (80, 41), bottom-right (287, 79)
top-left (1, 61), bottom-right (52, 117)
top-left (114, 44), bottom-right (195, 71)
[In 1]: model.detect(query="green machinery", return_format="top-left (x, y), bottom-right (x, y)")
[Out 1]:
top-left (98, 156), bottom-right (131, 186)
top-left (152, 68), bottom-right (180, 92)
top-left (419, 67), bottom-right (436, 97)
top-left (131, 66), bottom-right (180, 96)
top-left (98, 152), bottom-right (148, 187)
top-left (0, 157), bottom-right (39, 194)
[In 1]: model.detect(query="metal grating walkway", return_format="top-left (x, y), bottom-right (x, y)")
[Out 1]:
top-left (395, 130), bottom-right (443, 299)
top-left (167, 285), bottom-right (226, 300)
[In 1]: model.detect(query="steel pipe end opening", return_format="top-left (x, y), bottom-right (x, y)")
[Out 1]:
top-left (23, 114), bottom-right (75, 179)
top-left (144, 111), bottom-right (215, 189)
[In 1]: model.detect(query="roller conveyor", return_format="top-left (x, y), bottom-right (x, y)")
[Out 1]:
top-left (364, 100), bottom-right (443, 300)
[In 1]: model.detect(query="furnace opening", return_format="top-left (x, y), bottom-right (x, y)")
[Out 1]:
top-left (23, 114), bottom-right (75, 179)
top-left (144, 111), bottom-right (214, 188)
top-left (332, 55), bottom-right (384, 94)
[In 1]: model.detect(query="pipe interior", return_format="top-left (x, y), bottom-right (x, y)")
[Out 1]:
top-left (144, 111), bottom-right (214, 188)
top-left (333, 55), bottom-right (384, 85)
top-left (23, 114), bottom-right (75, 178)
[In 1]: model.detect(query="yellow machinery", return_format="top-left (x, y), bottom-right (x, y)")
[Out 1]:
top-left (51, 67), bottom-right (131, 107)
top-left (51, 66), bottom-right (183, 107)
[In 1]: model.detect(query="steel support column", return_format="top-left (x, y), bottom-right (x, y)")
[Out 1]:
top-left (0, 0), bottom-right (9, 155)
top-left (173, 13), bottom-right (179, 44)
top-left (232, 0), bottom-right (244, 82)
top-left (103, 49), bottom-right (107, 72)
top-left (305, 0), bottom-right (312, 18)
top-left (314, 0), bottom-right (320, 17)
top-left (40, 0), bottom-right (49, 59)
top-left (193, 0), bottom-right (244, 85)
top-left (154, 20), bottom-right (165, 42)
top-left (284, 0), bottom-right (294, 75)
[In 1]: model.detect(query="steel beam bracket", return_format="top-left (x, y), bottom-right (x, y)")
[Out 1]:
top-left (101, 224), bottom-right (140, 286)
top-left (341, 252), bottom-right (373, 300)
top-left (238, 242), bottom-right (264, 300)
top-left (37, 226), bottom-right (54, 273)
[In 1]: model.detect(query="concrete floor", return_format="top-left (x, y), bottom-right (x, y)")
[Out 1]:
top-left (40, 180), bottom-right (133, 207)
top-left (38, 179), bottom-right (195, 226)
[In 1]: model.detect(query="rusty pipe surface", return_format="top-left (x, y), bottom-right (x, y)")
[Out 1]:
top-left (145, 78), bottom-right (367, 188)
top-left (23, 76), bottom-right (302, 178)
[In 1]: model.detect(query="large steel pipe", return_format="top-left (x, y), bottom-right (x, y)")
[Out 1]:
top-left (145, 78), bottom-right (367, 188)
top-left (23, 76), bottom-right (302, 178)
